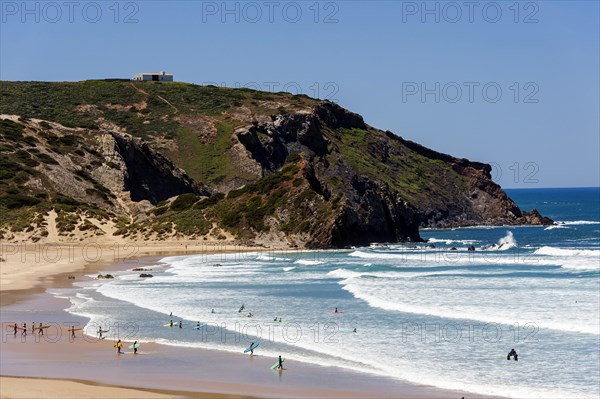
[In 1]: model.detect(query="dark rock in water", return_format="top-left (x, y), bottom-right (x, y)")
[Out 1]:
top-left (522, 208), bottom-right (554, 225)
top-left (450, 247), bottom-right (457, 251)
top-left (139, 273), bottom-right (153, 278)
top-left (467, 245), bottom-right (476, 251)
top-left (97, 274), bottom-right (114, 279)
top-left (427, 244), bottom-right (436, 249)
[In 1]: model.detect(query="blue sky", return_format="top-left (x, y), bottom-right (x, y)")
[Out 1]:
top-left (1, 0), bottom-right (598, 188)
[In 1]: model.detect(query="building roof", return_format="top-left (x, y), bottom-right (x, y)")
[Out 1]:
top-left (135, 72), bottom-right (173, 76)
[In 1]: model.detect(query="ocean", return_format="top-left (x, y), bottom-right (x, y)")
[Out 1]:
top-left (61, 187), bottom-right (600, 398)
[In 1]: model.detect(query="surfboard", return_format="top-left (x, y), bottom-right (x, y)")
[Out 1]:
top-left (98, 329), bottom-right (110, 333)
top-left (270, 357), bottom-right (285, 370)
top-left (243, 342), bottom-right (260, 353)
top-left (332, 311), bottom-right (344, 314)
top-left (163, 323), bottom-right (174, 327)
top-left (193, 325), bottom-right (202, 330)
top-left (8, 324), bottom-right (25, 331)
top-left (128, 343), bottom-right (140, 349)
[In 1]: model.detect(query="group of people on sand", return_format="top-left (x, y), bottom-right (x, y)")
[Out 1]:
top-left (11, 322), bottom-right (78, 338)
top-left (114, 339), bottom-right (138, 354)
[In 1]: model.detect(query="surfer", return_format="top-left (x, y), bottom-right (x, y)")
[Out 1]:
top-left (196, 321), bottom-right (201, 329)
top-left (98, 327), bottom-right (103, 339)
top-left (116, 339), bottom-right (122, 354)
top-left (247, 312), bottom-right (253, 318)
top-left (13, 323), bottom-right (17, 336)
top-left (239, 304), bottom-right (245, 313)
top-left (22, 323), bottom-right (26, 336)
top-left (274, 317), bottom-right (278, 322)
top-left (71, 326), bottom-right (76, 338)
top-left (353, 327), bottom-right (357, 333)
top-left (133, 340), bottom-right (138, 354)
top-left (211, 309), bottom-right (215, 314)
top-left (169, 320), bottom-right (173, 327)
top-left (277, 355), bottom-right (284, 370)
top-left (31, 322), bottom-right (35, 334)
top-left (249, 341), bottom-right (255, 356)
top-left (334, 307), bottom-right (338, 313)
top-left (170, 312), bottom-right (172, 317)
top-left (38, 322), bottom-right (43, 336)
top-left (179, 320), bottom-right (182, 328)
top-left (507, 348), bottom-right (518, 361)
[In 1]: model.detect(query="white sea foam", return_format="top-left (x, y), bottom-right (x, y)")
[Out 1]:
top-left (282, 266), bottom-right (296, 272)
top-left (544, 225), bottom-right (568, 230)
top-left (559, 220), bottom-right (600, 225)
top-left (534, 246), bottom-right (600, 258)
top-left (294, 259), bottom-right (324, 265)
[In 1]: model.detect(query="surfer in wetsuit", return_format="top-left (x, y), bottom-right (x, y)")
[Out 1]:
top-left (239, 304), bottom-right (245, 313)
top-left (22, 323), bottom-right (26, 336)
top-left (211, 309), bottom-right (215, 314)
top-left (249, 342), bottom-right (255, 356)
top-left (98, 327), bottom-right (103, 339)
top-left (196, 321), bottom-right (201, 329)
top-left (133, 340), bottom-right (138, 354)
top-left (169, 320), bottom-right (173, 327)
top-left (277, 355), bottom-right (284, 370)
top-left (179, 320), bottom-right (183, 328)
top-left (334, 307), bottom-right (338, 313)
top-left (507, 348), bottom-right (518, 361)
top-left (116, 339), bottom-right (122, 354)
top-left (247, 312), bottom-right (253, 318)
top-left (13, 323), bottom-right (17, 335)
top-left (39, 322), bottom-right (43, 336)
top-left (353, 328), bottom-right (357, 333)
top-left (71, 326), bottom-right (76, 338)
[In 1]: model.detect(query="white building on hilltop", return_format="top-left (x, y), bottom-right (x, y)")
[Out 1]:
top-left (133, 71), bottom-right (173, 82)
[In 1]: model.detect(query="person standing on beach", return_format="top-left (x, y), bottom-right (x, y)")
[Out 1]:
top-left (169, 320), bottom-right (173, 327)
top-left (31, 322), bottom-right (35, 334)
top-left (13, 323), bottom-right (17, 336)
top-left (22, 323), bottom-right (26, 336)
top-left (98, 327), bottom-right (103, 339)
top-left (179, 320), bottom-right (182, 328)
top-left (133, 340), bottom-right (138, 354)
top-left (277, 355), bottom-right (284, 370)
top-left (39, 322), bottom-right (44, 336)
top-left (71, 326), bottom-right (76, 339)
top-left (249, 342), bottom-right (255, 356)
top-left (116, 339), bottom-right (122, 354)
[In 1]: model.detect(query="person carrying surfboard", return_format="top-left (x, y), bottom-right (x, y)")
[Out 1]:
top-left (335, 307), bottom-right (338, 313)
top-left (249, 342), bottom-right (255, 355)
top-left (507, 348), bottom-right (518, 361)
top-left (169, 320), bottom-right (173, 327)
top-left (38, 322), bottom-right (43, 336)
top-left (116, 339), bottom-right (122, 354)
top-left (22, 323), bottom-right (26, 336)
top-left (277, 355), bottom-right (284, 370)
top-left (133, 340), bottom-right (138, 354)
top-left (71, 326), bottom-right (76, 339)
top-left (13, 323), bottom-right (17, 336)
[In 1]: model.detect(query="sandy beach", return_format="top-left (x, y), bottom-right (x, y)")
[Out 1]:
top-left (0, 240), bottom-right (490, 398)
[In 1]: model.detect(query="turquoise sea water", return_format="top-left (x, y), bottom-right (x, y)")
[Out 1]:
top-left (63, 188), bottom-right (600, 398)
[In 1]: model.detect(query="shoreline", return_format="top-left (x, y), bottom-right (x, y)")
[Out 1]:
top-left (1, 241), bottom-right (495, 399)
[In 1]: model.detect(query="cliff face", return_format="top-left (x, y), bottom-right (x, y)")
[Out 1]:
top-left (0, 81), bottom-right (552, 246)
